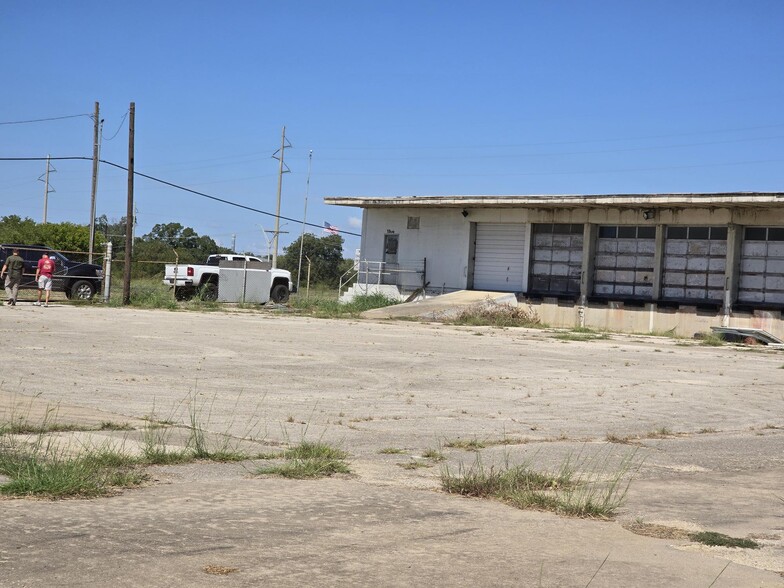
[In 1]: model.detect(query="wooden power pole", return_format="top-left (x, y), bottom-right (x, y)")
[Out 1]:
top-left (88, 101), bottom-right (100, 264)
top-left (122, 102), bottom-right (135, 305)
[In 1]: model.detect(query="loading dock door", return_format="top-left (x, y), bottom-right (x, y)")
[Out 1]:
top-left (738, 227), bottom-right (784, 305)
top-left (472, 223), bottom-right (527, 291)
top-left (661, 226), bottom-right (727, 302)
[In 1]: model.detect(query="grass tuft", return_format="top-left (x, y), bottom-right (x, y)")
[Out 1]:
top-left (0, 441), bottom-right (147, 499)
top-left (699, 332), bottom-right (725, 347)
top-left (422, 448), bottom-right (445, 461)
top-left (256, 441), bottom-right (350, 479)
top-left (379, 447), bottom-right (407, 455)
top-left (444, 438), bottom-right (486, 451)
top-left (441, 447), bottom-right (640, 519)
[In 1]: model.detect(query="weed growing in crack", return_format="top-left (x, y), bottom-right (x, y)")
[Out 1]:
top-left (444, 438), bottom-right (486, 451)
top-left (441, 446), bottom-right (641, 519)
top-left (422, 448), bottom-right (445, 461)
top-left (256, 442), bottom-right (350, 479)
top-left (379, 447), bottom-right (407, 454)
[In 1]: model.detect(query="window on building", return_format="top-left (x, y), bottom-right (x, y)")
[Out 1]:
top-left (407, 216), bottom-right (420, 230)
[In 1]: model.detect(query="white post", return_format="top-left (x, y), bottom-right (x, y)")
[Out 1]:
top-left (296, 150), bottom-right (312, 293)
top-left (305, 256), bottom-right (312, 301)
top-left (102, 241), bottom-right (113, 303)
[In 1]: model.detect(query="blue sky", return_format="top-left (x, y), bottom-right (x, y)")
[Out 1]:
top-left (2, 1), bottom-right (783, 257)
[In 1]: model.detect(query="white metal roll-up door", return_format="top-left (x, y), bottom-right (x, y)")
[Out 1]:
top-left (593, 226), bottom-right (655, 298)
top-left (472, 223), bottom-right (527, 291)
top-left (661, 226), bottom-right (726, 302)
top-left (738, 227), bottom-right (784, 305)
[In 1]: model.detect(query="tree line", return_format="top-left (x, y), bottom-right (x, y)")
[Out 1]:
top-left (0, 215), bottom-right (353, 287)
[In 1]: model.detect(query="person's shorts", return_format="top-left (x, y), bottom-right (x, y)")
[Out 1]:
top-left (38, 276), bottom-right (52, 291)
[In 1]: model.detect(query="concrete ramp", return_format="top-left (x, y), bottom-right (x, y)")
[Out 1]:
top-left (361, 290), bottom-right (518, 319)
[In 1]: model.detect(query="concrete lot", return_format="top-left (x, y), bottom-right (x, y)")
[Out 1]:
top-left (0, 303), bottom-right (783, 587)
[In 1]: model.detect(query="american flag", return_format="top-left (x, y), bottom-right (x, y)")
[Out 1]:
top-left (323, 222), bottom-right (339, 235)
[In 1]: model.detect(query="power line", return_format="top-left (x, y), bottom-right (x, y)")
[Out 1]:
top-left (97, 159), bottom-right (361, 237)
top-left (311, 134), bottom-right (784, 162)
top-left (0, 156), bottom-right (92, 162)
top-left (102, 110), bottom-right (129, 141)
top-left (315, 158), bottom-right (784, 178)
top-left (0, 155), bottom-right (360, 237)
top-left (322, 122), bottom-right (784, 151)
top-left (0, 114), bottom-right (91, 126)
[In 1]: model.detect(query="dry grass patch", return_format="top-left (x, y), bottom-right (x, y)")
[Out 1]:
top-left (442, 447), bottom-right (641, 519)
top-left (440, 301), bottom-right (541, 328)
top-left (203, 565), bottom-right (239, 575)
top-left (606, 427), bottom-right (687, 444)
top-left (623, 521), bottom-right (692, 540)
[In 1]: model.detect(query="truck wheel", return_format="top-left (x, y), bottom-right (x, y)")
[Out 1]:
top-left (200, 282), bottom-right (218, 301)
top-left (70, 280), bottom-right (96, 300)
top-left (270, 284), bottom-right (290, 303)
top-left (174, 287), bottom-right (196, 301)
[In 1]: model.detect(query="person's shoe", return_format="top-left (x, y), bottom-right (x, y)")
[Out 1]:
top-left (43, 303), bottom-right (48, 307)
top-left (11, 300), bottom-right (16, 306)
top-left (33, 301), bottom-right (41, 306)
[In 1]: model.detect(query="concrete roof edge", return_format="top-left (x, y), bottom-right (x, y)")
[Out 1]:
top-left (324, 193), bottom-right (784, 208)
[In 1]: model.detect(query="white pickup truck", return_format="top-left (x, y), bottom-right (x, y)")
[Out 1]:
top-left (163, 254), bottom-right (293, 303)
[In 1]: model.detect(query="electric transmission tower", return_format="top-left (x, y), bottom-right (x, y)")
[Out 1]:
top-left (38, 155), bottom-right (56, 224)
top-left (270, 126), bottom-right (291, 268)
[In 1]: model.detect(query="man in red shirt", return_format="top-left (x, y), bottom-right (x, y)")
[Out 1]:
top-left (34, 253), bottom-right (56, 307)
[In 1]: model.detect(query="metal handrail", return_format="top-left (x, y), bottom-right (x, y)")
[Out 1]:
top-left (338, 259), bottom-right (426, 299)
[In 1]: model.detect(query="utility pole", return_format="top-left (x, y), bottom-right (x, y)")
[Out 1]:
top-left (296, 150), bottom-right (313, 293)
top-left (271, 126), bottom-right (290, 268)
top-left (122, 102), bottom-right (135, 305)
top-left (261, 226), bottom-right (289, 262)
top-left (232, 234), bottom-right (236, 253)
top-left (39, 155), bottom-right (55, 224)
top-left (88, 101), bottom-right (101, 263)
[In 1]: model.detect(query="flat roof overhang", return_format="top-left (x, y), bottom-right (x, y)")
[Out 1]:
top-left (324, 192), bottom-right (784, 209)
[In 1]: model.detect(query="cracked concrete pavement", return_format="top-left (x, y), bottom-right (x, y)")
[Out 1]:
top-left (0, 304), bottom-right (782, 586)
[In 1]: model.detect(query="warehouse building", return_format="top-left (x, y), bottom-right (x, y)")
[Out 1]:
top-left (326, 193), bottom-right (784, 337)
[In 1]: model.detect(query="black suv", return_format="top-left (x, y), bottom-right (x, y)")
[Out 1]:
top-left (0, 244), bottom-right (103, 300)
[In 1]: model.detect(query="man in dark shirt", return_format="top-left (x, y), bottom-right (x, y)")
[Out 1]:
top-left (1, 248), bottom-right (24, 306)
